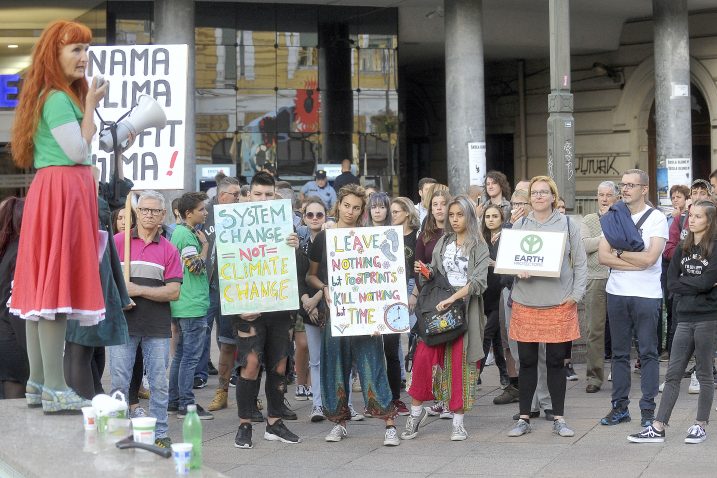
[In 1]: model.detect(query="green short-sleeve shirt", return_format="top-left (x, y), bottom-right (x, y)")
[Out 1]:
top-left (33, 91), bottom-right (90, 168)
top-left (170, 225), bottom-right (209, 318)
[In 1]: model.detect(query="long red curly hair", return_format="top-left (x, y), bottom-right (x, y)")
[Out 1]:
top-left (11, 20), bottom-right (92, 168)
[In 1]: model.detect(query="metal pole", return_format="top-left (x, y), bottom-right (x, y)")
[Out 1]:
top-left (547, 0), bottom-right (575, 209)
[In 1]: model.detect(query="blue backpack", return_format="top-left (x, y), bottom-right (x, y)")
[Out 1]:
top-left (599, 201), bottom-right (654, 252)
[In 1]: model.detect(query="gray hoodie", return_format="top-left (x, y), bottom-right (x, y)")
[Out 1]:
top-left (510, 209), bottom-right (587, 307)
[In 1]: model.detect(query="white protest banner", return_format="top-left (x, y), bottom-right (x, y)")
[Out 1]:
top-left (494, 228), bottom-right (567, 277)
top-left (87, 45), bottom-right (188, 190)
top-left (325, 226), bottom-right (409, 336)
top-left (213, 199), bottom-right (299, 315)
top-left (468, 142), bottom-right (486, 187)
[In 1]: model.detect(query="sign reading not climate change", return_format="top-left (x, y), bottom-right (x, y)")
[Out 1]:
top-left (87, 45), bottom-right (188, 190)
top-left (494, 228), bottom-right (567, 277)
top-left (326, 226), bottom-right (409, 337)
top-left (214, 199), bottom-right (299, 315)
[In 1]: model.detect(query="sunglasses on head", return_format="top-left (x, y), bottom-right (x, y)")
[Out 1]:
top-left (305, 211), bottom-right (325, 219)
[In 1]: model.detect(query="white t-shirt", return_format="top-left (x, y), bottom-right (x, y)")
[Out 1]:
top-left (442, 241), bottom-right (468, 287)
top-left (606, 205), bottom-right (669, 298)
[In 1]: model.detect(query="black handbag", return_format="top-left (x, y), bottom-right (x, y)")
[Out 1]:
top-left (416, 269), bottom-right (468, 346)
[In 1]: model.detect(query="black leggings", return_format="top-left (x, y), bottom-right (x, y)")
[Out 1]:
top-left (517, 341), bottom-right (572, 417)
top-left (91, 347), bottom-right (105, 395)
top-left (383, 333), bottom-right (401, 401)
top-left (479, 309), bottom-right (508, 378)
top-left (128, 346), bottom-right (144, 406)
top-left (64, 342), bottom-right (98, 400)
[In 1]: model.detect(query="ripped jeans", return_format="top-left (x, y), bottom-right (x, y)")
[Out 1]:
top-left (232, 312), bottom-right (293, 419)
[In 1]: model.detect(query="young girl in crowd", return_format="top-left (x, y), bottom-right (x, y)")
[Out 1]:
top-left (368, 191), bottom-right (391, 227)
top-left (403, 195), bottom-right (489, 441)
top-left (507, 176), bottom-right (587, 438)
top-left (479, 204), bottom-right (510, 386)
top-left (307, 184), bottom-right (400, 446)
top-left (415, 187), bottom-right (452, 419)
top-left (0, 197), bottom-right (28, 400)
top-left (628, 200), bottom-right (717, 444)
top-left (10, 20), bottom-right (108, 413)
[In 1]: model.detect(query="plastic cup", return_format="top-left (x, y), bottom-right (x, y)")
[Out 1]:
top-left (171, 443), bottom-right (193, 475)
top-left (131, 417), bottom-right (157, 445)
top-left (82, 406), bottom-right (97, 431)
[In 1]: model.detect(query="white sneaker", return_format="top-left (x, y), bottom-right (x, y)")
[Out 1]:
top-left (450, 425), bottom-right (468, 441)
top-left (310, 405), bottom-right (325, 423)
top-left (425, 401), bottom-right (443, 416)
top-left (685, 424), bottom-right (707, 444)
top-left (440, 409), bottom-right (454, 419)
top-left (349, 404), bottom-right (364, 421)
top-left (659, 381), bottom-right (665, 393)
top-left (608, 372), bottom-right (612, 382)
top-left (485, 351), bottom-right (495, 366)
top-left (689, 371), bottom-right (700, 394)
top-left (383, 426), bottom-right (400, 446)
top-left (325, 424), bottom-right (347, 442)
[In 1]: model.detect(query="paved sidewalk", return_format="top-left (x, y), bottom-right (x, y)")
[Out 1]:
top-left (165, 360), bottom-right (717, 477)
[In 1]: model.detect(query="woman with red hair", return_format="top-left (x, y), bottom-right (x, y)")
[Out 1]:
top-left (10, 20), bottom-right (108, 414)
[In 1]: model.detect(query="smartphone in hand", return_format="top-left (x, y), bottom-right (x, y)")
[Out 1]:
top-left (417, 261), bottom-right (431, 280)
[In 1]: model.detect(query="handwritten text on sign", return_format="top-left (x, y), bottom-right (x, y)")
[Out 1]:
top-left (87, 45), bottom-right (188, 190)
top-left (214, 199), bottom-right (299, 314)
top-left (326, 226), bottom-right (409, 336)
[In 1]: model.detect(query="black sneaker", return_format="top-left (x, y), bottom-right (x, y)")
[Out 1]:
top-left (281, 398), bottom-right (298, 421)
top-left (167, 403), bottom-right (179, 415)
top-left (543, 409), bottom-right (555, 421)
top-left (193, 377), bottom-right (207, 389)
top-left (565, 362), bottom-right (578, 381)
top-left (627, 424), bottom-right (665, 443)
top-left (685, 424), bottom-right (707, 444)
top-left (207, 361), bottom-right (219, 376)
top-left (251, 408), bottom-right (265, 422)
top-left (640, 409), bottom-right (655, 428)
top-left (235, 423), bottom-right (253, 449)
top-left (512, 411), bottom-right (540, 420)
top-left (229, 375), bottom-right (237, 387)
top-left (178, 404), bottom-right (214, 420)
top-left (600, 405), bottom-right (631, 426)
top-left (264, 419), bottom-right (301, 443)
top-left (493, 384), bottom-right (520, 405)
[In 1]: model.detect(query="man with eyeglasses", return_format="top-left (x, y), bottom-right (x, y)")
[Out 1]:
top-left (195, 177), bottom-right (243, 411)
top-left (598, 169), bottom-right (668, 428)
top-left (582, 181), bottom-right (619, 393)
top-left (110, 190), bottom-right (183, 448)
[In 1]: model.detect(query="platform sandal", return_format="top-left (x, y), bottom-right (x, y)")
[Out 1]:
top-left (41, 388), bottom-right (91, 415)
top-left (25, 380), bottom-right (44, 408)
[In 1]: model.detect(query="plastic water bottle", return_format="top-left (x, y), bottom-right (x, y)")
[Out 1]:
top-left (182, 404), bottom-right (202, 469)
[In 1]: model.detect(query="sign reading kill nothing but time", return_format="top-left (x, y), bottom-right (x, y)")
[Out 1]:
top-left (213, 199), bottom-right (299, 315)
top-left (326, 226), bottom-right (410, 336)
top-left (494, 228), bottom-right (567, 277)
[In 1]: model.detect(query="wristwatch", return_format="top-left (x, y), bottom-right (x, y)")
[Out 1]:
top-left (615, 249), bottom-right (623, 258)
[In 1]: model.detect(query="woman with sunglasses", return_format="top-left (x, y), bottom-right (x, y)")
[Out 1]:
top-left (295, 197), bottom-right (327, 421)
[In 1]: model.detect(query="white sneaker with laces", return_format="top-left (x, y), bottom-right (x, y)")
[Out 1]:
top-left (383, 427), bottom-right (400, 446)
top-left (689, 371), bottom-right (700, 394)
top-left (349, 404), bottom-right (364, 421)
top-left (130, 406), bottom-right (147, 418)
top-left (450, 425), bottom-right (468, 441)
top-left (440, 409), bottom-right (454, 419)
top-left (685, 424), bottom-right (706, 444)
top-left (325, 424), bottom-right (347, 442)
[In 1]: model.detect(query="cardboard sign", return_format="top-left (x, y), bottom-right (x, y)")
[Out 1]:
top-left (325, 226), bottom-right (409, 336)
top-left (87, 45), bottom-right (188, 190)
top-left (494, 228), bottom-right (567, 277)
top-left (213, 199), bottom-right (299, 314)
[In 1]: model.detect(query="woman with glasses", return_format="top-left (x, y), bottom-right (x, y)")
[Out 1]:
top-left (9, 21), bottom-right (109, 414)
top-left (295, 197), bottom-right (327, 421)
top-left (507, 176), bottom-right (587, 438)
top-left (401, 196), bottom-right (489, 441)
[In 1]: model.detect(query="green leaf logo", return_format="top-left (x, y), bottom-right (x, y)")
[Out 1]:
top-left (520, 234), bottom-right (543, 254)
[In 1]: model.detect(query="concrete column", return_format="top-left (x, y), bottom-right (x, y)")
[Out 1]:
top-left (653, 0), bottom-right (692, 195)
top-left (319, 22), bottom-right (353, 164)
top-left (445, 0), bottom-right (484, 196)
top-left (154, 0), bottom-right (195, 192)
top-left (547, 0), bottom-right (575, 209)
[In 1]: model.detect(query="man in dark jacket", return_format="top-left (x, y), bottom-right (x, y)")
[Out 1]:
top-left (332, 159), bottom-right (360, 193)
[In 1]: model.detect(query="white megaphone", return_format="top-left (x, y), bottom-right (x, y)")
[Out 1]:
top-left (98, 95), bottom-right (167, 152)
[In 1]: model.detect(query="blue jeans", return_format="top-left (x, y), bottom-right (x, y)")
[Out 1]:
top-left (195, 285), bottom-right (220, 381)
top-left (109, 336), bottom-right (170, 438)
top-left (607, 294), bottom-right (661, 411)
top-left (169, 317), bottom-right (207, 410)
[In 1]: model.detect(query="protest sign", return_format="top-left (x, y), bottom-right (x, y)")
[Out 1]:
top-left (213, 199), bottom-right (299, 314)
top-left (87, 45), bottom-right (188, 190)
top-left (325, 226), bottom-right (409, 336)
top-left (494, 228), bottom-right (567, 277)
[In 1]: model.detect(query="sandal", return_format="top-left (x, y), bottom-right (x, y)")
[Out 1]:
top-left (25, 380), bottom-right (44, 408)
top-left (41, 388), bottom-right (91, 415)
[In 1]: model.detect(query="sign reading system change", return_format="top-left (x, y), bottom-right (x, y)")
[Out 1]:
top-left (494, 228), bottom-right (567, 277)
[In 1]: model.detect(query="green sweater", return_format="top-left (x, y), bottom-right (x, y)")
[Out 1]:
top-left (580, 213), bottom-right (609, 280)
